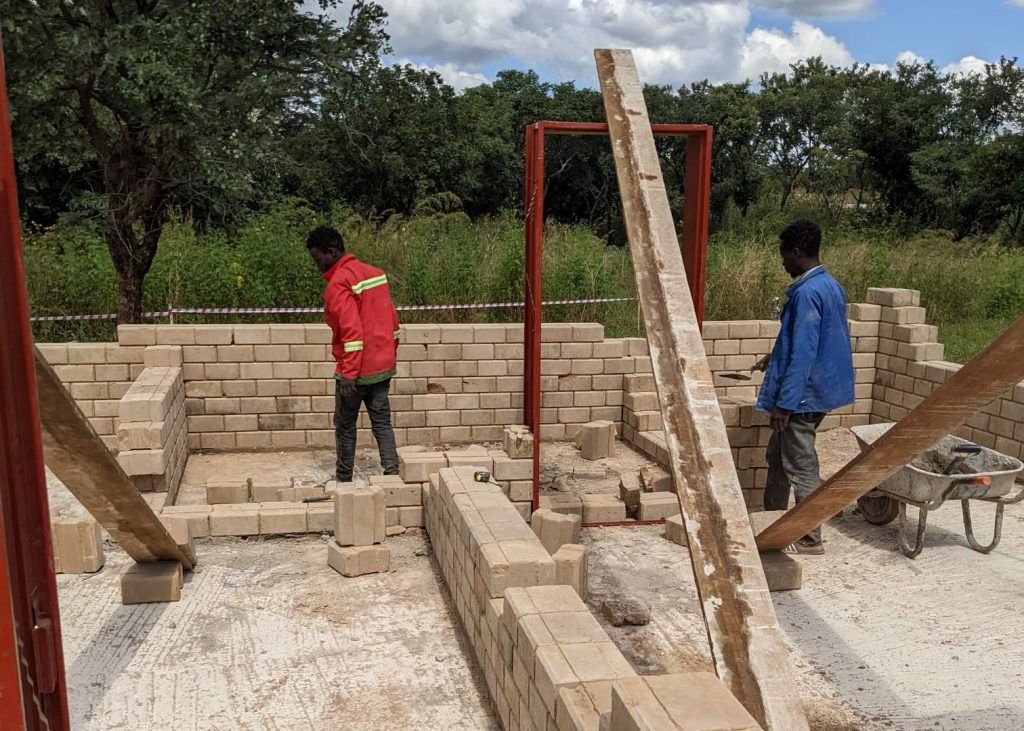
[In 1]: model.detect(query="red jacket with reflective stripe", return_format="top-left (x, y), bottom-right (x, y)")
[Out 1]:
top-left (322, 254), bottom-right (399, 383)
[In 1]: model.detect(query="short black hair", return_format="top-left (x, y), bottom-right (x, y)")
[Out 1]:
top-left (306, 225), bottom-right (345, 253)
top-left (779, 219), bottom-right (821, 257)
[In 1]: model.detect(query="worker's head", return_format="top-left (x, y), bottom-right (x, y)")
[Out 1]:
top-left (306, 226), bottom-right (345, 274)
top-left (779, 219), bottom-right (821, 278)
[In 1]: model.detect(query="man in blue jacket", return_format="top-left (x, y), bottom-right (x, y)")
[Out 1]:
top-left (754, 220), bottom-right (854, 554)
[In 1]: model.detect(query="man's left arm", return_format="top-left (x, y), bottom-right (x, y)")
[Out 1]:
top-left (772, 292), bottom-right (823, 429)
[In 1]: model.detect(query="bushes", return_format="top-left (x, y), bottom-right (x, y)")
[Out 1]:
top-left (24, 199), bottom-right (1024, 362)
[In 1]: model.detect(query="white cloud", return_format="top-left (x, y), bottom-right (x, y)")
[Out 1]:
top-left (1009, 0), bottom-right (1024, 7)
top-left (753, 0), bottom-right (876, 19)
top-left (941, 55), bottom-right (990, 77)
top-left (396, 59), bottom-right (490, 92)
top-left (739, 20), bottom-right (855, 79)
top-left (359, 1), bottom-right (859, 87)
top-left (895, 50), bottom-right (926, 66)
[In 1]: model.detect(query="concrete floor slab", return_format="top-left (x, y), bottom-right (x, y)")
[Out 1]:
top-left (57, 533), bottom-right (498, 731)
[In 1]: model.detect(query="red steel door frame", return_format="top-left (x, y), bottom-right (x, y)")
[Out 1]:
top-left (523, 122), bottom-right (712, 510)
top-left (0, 33), bottom-right (71, 731)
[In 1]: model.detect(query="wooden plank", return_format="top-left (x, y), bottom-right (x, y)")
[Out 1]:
top-left (595, 49), bottom-right (809, 731)
top-left (33, 346), bottom-right (193, 570)
top-left (757, 317), bottom-right (1024, 551)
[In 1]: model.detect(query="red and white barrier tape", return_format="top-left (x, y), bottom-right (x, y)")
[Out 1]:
top-left (29, 297), bottom-right (637, 323)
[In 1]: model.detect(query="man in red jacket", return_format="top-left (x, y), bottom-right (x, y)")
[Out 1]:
top-left (307, 226), bottom-right (400, 481)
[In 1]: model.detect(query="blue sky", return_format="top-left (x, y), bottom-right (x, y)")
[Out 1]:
top-left (338, 1), bottom-right (1024, 91)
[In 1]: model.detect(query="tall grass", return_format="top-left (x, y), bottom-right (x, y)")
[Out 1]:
top-left (23, 199), bottom-right (1024, 363)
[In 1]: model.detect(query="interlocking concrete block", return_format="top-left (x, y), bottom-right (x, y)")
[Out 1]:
top-left (610, 673), bottom-right (763, 731)
top-left (575, 421), bottom-right (616, 460)
top-left (553, 544), bottom-right (588, 600)
top-left (747, 510), bottom-right (786, 536)
top-left (161, 505), bottom-right (212, 538)
top-left (867, 287), bottom-right (920, 308)
top-left (51, 519), bottom-right (105, 574)
top-left (209, 505), bottom-right (259, 536)
top-left (580, 494), bottom-right (626, 524)
top-left (638, 493), bottom-right (680, 521)
top-left (158, 516), bottom-right (195, 558)
top-left (531, 509), bottom-right (582, 555)
top-left (206, 477), bottom-right (250, 504)
top-left (259, 502), bottom-right (308, 534)
top-left (382, 483), bottom-right (422, 507)
top-left (539, 494), bottom-right (583, 517)
top-left (399, 505), bottom-right (424, 527)
top-left (618, 473), bottom-right (641, 518)
top-left (399, 452), bottom-right (448, 483)
top-left (307, 503), bottom-right (334, 532)
top-left (446, 450), bottom-right (494, 472)
top-left (334, 485), bottom-right (385, 546)
top-left (117, 420), bottom-right (167, 451)
top-left (327, 542), bottom-right (390, 577)
top-left (639, 466), bottom-right (673, 493)
top-left (143, 345), bottom-right (184, 368)
top-left (121, 561), bottom-right (183, 605)
top-left (506, 480), bottom-right (533, 502)
top-left (503, 426), bottom-right (535, 460)
top-left (759, 551), bottom-right (802, 592)
top-left (492, 454), bottom-right (533, 481)
top-left (250, 477), bottom-right (292, 503)
top-left (664, 515), bottom-right (688, 546)
top-left (277, 486), bottom-right (324, 502)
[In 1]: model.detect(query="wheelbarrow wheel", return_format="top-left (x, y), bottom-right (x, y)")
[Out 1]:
top-left (858, 494), bottom-right (899, 525)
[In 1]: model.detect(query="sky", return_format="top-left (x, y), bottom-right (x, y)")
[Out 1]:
top-left (329, 0), bottom-right (1024, 92)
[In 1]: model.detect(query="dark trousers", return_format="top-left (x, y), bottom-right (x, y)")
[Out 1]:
top-left (764, 411), bottom-right (825, 544)
top-left (334, 378), bottom-right (399, 481)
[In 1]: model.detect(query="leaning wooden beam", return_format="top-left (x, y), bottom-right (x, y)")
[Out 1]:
top-left (757, 316), bottom-right (1024, 551)
top-left (595, 48), bottom-right (809, 731)
top-left (33, 346), bottom-right (193, 570)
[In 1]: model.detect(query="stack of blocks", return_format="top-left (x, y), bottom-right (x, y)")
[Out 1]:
top-left (327, 482), bottom-right (389, 577)
top-left (116, 365), bottom-right (189, 496)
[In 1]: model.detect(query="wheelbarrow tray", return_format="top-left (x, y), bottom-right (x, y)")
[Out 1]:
top-left (850, 423), bottom-right (1023, 503)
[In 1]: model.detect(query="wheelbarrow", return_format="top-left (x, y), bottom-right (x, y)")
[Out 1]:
top-left (850, 423), bottom-right (1024, 559)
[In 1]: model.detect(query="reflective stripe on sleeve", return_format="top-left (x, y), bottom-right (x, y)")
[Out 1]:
top-left (351, 274), bottom-right (388, 294)
top-left (343, 341), bottom-right (364, 352)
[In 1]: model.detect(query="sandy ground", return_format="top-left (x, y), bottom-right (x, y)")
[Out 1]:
top-left (51, 428), bottom-right (1024, 730)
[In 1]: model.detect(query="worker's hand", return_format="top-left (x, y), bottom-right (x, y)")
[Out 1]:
top-left (337, 377), bottom-right (358, 398)
top-left (769, 407), bottom-right (791, 433)
top-left (752, 354), bottom-right (771, 373)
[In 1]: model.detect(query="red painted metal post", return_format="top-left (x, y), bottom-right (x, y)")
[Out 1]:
top-left (523, 125), bottom-right (535, 427)
top-left (682, 129), bottom-right (713, 327)
top-left (0, 33), bottom-right (71, 731)
top-left (527, 125), bottom-right (545, 512)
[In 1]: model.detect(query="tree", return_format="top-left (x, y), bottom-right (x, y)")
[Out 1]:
top-left (4, 0), bottom-right (388, 322)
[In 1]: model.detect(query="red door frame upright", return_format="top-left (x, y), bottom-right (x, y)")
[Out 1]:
top-left (523, 122), bottom-right (713, 511)
top-left (0, 34), bottom-right (71, 731)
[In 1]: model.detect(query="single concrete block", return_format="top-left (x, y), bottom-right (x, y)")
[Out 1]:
top-left (639, 466), bottom-right (673, 493)
top-left (120, 561), bottom-right (183, 605)
top-left (446, 450), bottom-right (494, 472)
top-left (398, 505), bottom-right (424, 528)
top-left (618, 473), bottom-right (642, 518)
top-left (259, 502), bottom-right (308, 535)
top-left (575, 420), bottom-right (616, 460)
top-left (399, 453), bottom-right (448, 483)
top-left (610, 673), bottom-right (763, 731)
top-left (51, 519), bottom-right (105, 574)
top-left (556, 681), bottom-right (613, 731)
top-left (664, 514), bottom-right (688, 546)
top-left (747, 509), bottom-right (787, 536)
top-left (383, 483), bottom-right (422, 507)
top-left (539, 494), bottom-right (583, 518)
top-left (334, 485), bottom-right (385, 546)
top-left (277, 485), bottom-right (324, 503)
top-left (503, 426), bottom-right (535, 460)
top-left (760, 550), bottom-right (802, 592)
top-left (553, 544), bottom-right (588, 600)
top-left (638, 492), bottom-right (681, 521)
top-left (159, 516), bottom-right (194, 553)
top-left (327, 542), bottom-right (390, 577)
top-left (251, 477), bottom-right (292, 503)
top-left (209, 505), bottom-right (259, 536)
top-left (580, 494), bottom-right (626, 524)
top-left (492, 454), bottom-right (534, 482)
top-left (531, 509), bottom-right (582, 555)
top-left (307, 503), bottom-right (334, 533)
top-left (206, 477), bottom-right (250, 504)
top-left (161, 505), bottom-right (212, 538)
top-left (368, 474), bottom-right (406, 486)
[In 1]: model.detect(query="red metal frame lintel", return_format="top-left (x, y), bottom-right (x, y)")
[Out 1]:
top-left (523, 121), bottom-right (713, 511)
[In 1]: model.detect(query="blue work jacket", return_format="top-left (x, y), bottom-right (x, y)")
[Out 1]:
top-left (756, 267), bottom-right (855, 414)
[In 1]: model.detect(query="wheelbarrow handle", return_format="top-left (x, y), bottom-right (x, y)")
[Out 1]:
top-left (952, 444), bottom-right (982, 455)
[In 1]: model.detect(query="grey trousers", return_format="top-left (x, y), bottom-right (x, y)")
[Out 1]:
top-left (764, 411), bottom-right (825, 544)
top-left (334, 378), bottom-right (399, 481)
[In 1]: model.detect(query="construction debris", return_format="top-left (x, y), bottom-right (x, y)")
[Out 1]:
top-left (601, 596), bottom-right (651, 627)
